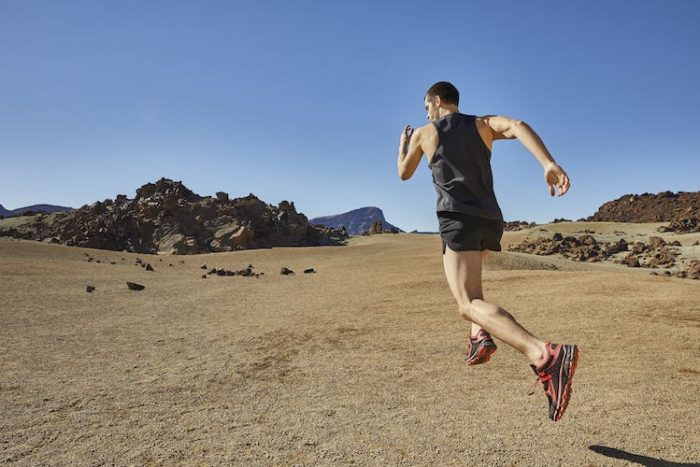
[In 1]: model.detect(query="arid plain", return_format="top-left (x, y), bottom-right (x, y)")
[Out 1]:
top-left (1, 222), bottom-right (699, 465)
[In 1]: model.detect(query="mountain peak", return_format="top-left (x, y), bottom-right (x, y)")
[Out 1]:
top-left (309, 206), bottom-right (402, 235)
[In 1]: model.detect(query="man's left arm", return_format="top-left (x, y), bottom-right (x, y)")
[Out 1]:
top-left (397, 125), bottom-right (424, 180)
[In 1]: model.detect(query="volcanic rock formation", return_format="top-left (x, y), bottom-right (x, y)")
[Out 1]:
top-left (0, 178), bottom-right (347, 254)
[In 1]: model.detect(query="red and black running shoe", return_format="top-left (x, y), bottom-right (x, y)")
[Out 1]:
top-left (530, 342), bottom-right (580, 421)
top-left (465, 329), bottom-right (497, 365)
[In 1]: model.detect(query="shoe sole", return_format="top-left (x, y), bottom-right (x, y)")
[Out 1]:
top-left (465, 342), bottom-right (497, 365)
top-left (553, 345), bottom-right (579, 421)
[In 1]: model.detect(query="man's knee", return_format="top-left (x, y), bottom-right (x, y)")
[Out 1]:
top-left (458, 298), bottom-right (486, 319)
top-left (458, 302), bottom-right (474, 319)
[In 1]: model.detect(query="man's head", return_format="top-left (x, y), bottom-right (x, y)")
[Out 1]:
top-left (424, 81), bottom-right (460, 122)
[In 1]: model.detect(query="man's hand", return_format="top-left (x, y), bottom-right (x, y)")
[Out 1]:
top-left (399, 124), bottom-right (414, 154)
top-left (544, 163), bottom-right (571, 197)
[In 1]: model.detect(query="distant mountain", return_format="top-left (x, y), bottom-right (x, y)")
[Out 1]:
top-left (310, 207), bottom-right (403, 236)
top-left (0, 203), bottom-right (73, 217)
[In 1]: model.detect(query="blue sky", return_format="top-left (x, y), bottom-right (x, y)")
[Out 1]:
top-left (1, 1), bottom-right (698, 231)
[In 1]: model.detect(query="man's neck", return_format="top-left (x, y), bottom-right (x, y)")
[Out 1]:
top-left (438, 106), bottom-right (459, 118)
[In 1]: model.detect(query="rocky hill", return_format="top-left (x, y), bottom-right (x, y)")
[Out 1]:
top-left (310, 207), bottom-right (402, 236)
top-left (585, 191), bottom-right (699, 232)
top-left (0, 178), bottom-right (347, 254)
top-left (0, 203), bottom-right (72, 218)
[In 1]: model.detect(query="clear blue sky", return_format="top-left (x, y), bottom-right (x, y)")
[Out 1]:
top-left (1, 1), bottom-right (699, 231)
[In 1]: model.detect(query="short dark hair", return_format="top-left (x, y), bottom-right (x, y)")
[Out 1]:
top-left (425, 81), bottom-right (459, 105)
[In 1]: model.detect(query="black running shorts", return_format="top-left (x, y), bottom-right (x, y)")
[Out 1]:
top-left (437, 211), bottom-right (504, 254)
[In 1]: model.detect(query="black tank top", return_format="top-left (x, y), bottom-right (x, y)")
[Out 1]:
top-left (428, 113), bottom-right (503, 221)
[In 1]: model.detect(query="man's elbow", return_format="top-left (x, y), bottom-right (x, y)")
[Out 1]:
top-left (509, 119), bottom-right (528, 138)
top-left (398, 169), bottom-right (411, 181)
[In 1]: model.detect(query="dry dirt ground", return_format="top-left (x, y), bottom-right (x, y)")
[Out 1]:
top-left (1, 223), bottom-right (699, 466)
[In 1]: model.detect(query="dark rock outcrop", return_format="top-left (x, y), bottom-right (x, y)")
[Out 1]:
top-left (0, 178), bottom-right (348, 254)
top-left (585, 191), bottom-right (700, 233)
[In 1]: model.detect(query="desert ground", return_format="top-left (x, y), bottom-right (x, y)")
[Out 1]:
top-left (1, 222), bottom-right (699, 465)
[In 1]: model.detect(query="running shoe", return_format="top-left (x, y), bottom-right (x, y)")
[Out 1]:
top-left (530, 342), bottom-right (580, 421)
top-left (465, 329), bottom-right (497, 365)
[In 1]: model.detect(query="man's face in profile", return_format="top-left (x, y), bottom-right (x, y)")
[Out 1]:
top-left (425, 96), bottom-right (440, 122)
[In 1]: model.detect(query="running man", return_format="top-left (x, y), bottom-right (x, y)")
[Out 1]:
top-left (397, 81), bottom-right (579, 422)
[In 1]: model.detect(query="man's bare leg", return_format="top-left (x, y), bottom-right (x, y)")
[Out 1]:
top-left (442, 246), bottom-right (547, 365)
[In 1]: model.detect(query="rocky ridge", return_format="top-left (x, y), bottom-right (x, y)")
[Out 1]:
top-left (585, 191), bottom-right (699, 233)
top-left (0, 178), bottom-right (347, 254)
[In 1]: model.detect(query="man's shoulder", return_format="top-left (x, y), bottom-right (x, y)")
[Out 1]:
top-left (415, 123), bottom-right (437, 136)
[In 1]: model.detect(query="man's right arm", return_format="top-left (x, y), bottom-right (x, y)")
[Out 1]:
top-left (481, 115), bottom-right (571, 197)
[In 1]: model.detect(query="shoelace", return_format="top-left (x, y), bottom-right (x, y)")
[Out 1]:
top-left (528, 369), bottom-right (553, 396)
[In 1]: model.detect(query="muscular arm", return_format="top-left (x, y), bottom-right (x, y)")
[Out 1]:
top-left (481, 115), bottom-right (571, 196)
top-left (482, 115), bottom-right (556, 168)
top-left (397, 125), bottom-right (425, 180)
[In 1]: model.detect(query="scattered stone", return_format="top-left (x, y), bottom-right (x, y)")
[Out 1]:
top-left (126, 282), bottom-right (145, 291)
top-left (281, 267), bottom-right (294, 275)
top-left (504, 220), bottom-right (537, 231)
top-left (304, 268), bottom-right (316, 273)
top-left (669, 240), bottom-right (682, 246)
top-left (86, 285), bottom-right (95, 293)
top-left (169, 263), bottom-right (173, 267)
top-left (201, 274), bottom-right (207, 279)
top-left (145, 263), bottom-right (154, 271)
top-left (96, 260), bottom-right (101, 263)
top-left (682, 260), bottom-right (700, 280)
top-left (509, 233), bottom-right (679, 269)
top-left (200, 265), bottom-right (208, 269)
top-left (693, 241), bottom-right (700, 246)
top-left (110, 261), bottom-right (116, 265)
top-left (208, 268), bottom-right (217, 275)
top-left (87, 257), bottom-right (94, 262)
top-left (658, 216), bottom-right (699, 234)
top-left (216, 269), bottom-right (226, 276)
top-left (648, 236), bottom-right (667, 250)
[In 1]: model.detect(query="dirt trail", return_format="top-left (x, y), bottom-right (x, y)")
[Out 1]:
top-left (1, 231), bottom-right (698, 465)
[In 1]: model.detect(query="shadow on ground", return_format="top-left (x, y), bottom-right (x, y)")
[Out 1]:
top-left (589, 445), bottom-right (700, 466)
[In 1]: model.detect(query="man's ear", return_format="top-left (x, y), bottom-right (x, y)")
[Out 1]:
top-left (434, 96), bottom-right (442, 108)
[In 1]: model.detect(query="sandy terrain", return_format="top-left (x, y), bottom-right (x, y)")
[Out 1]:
top-left (1, 224), bottom-right (699, 465)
